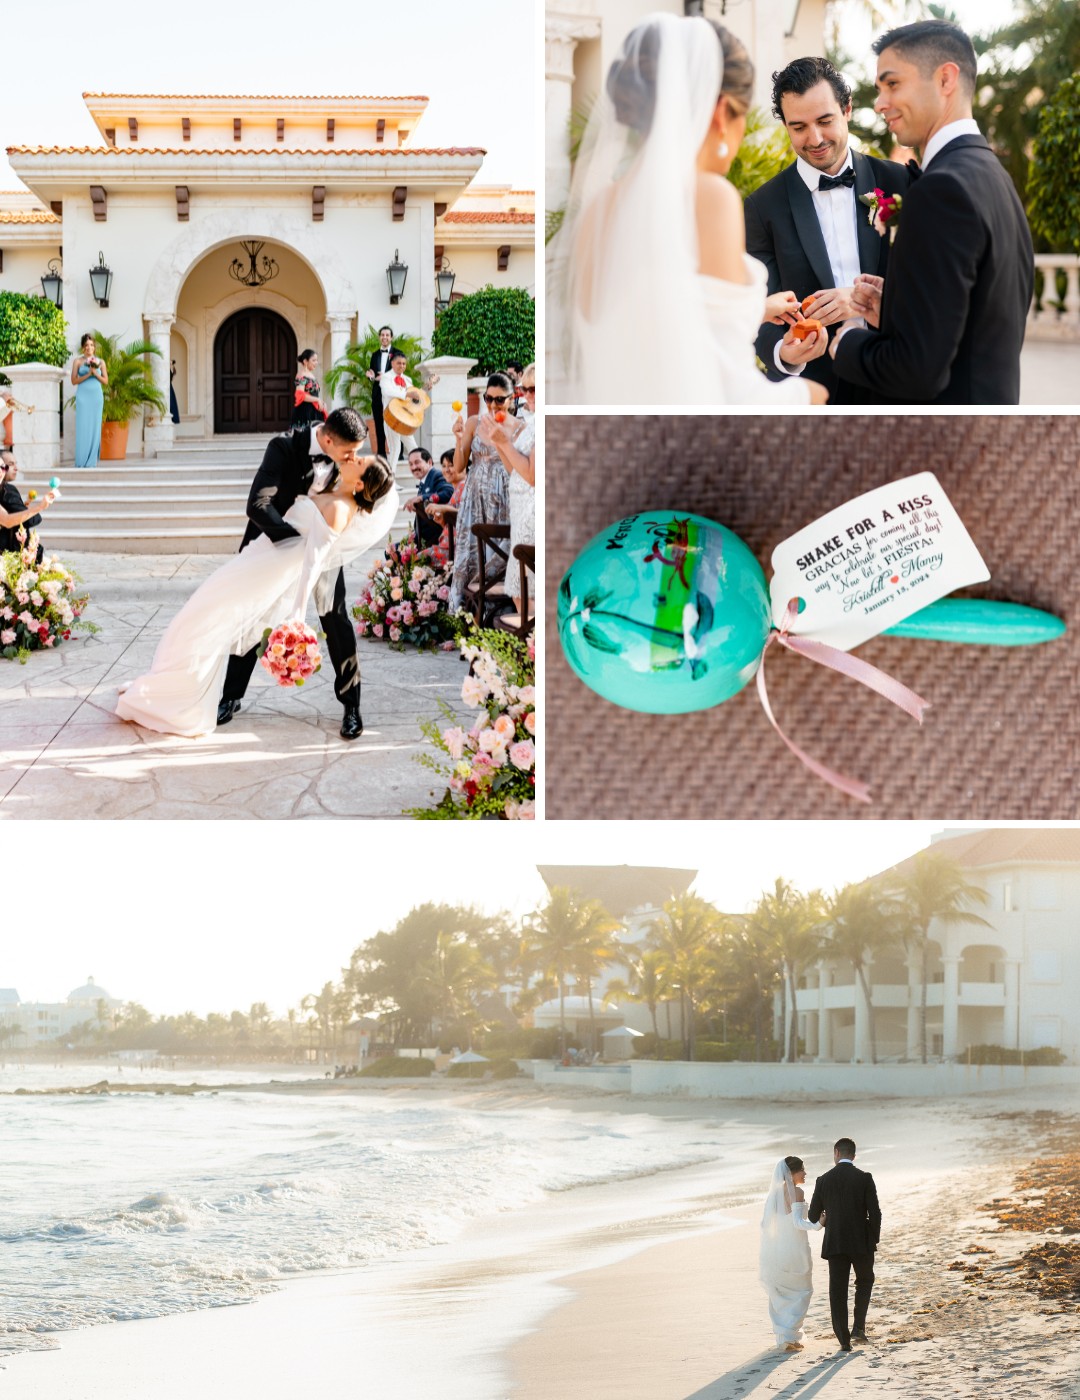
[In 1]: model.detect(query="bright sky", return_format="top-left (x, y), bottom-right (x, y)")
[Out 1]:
top-left (1, 820), bottom-right (1016, 1018)
top-left (0, 0), bottom-right (535, 191)
top-left (833, 0), bottom-right (1031, 82)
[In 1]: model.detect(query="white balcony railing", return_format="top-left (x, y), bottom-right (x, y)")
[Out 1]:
top-left (1027, 255), bottom-right (1080, 341)
top-left (958, 981), bottom-right (1006, 1006)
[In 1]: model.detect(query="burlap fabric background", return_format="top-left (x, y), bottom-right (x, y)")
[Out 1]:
top-left (546, 415), bottom-right (1079, 819)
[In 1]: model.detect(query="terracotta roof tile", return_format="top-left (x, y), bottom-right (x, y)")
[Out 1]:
top-left (442, 212), bottom-right (535, 224)
top-left (885, 828), bottom-right (1080, 876)
top-left (8, 146), bottom-right (485, 157)
top-left (83, 92), bottom-right (429, 102)
top-left (0, 211), bottom-right (61, 223)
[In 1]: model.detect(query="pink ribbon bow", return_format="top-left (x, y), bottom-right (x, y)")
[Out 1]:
top-left (755, 598), bottom-right (931, 803)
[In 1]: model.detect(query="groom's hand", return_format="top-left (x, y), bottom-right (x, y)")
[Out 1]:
top-left (779, 325), bottom-right (828, 366)
top-left (804, 287), bottom-right (856, 326)
top-left (851, 274), bottom-right (884, 328)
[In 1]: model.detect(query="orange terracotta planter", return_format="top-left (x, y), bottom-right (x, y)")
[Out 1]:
top-left (100, 421), bottom-right (129, 461)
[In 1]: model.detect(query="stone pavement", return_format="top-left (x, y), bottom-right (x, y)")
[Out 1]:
top-left (0, 550), bottom-right (471, 820)
top-left (1019, 341), bottom-right (1080, 406)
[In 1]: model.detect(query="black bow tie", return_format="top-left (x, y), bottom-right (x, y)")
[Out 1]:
top-left (906, 159), bottom-right (922, 182)
top-left (311, 453), bottom-right (331, 467)
top-left (817, 168), bottom-right (856, 192)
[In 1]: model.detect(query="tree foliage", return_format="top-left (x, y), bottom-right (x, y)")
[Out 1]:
top-left (1027, 73), bottom-right (1080, 255)
top-left (91, 330), bottom-right (168, 424)
top-left (0, 291), bottom-right (68, 381)
top-left (728, 108), bottom-right (795, 200)
top-left (324, 324), bottom-right (428, 418)
top-left (430, 286), bottom-right (535, 377)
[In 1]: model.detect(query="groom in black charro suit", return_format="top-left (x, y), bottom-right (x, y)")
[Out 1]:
top-left (217, 406), bottom-right (372, 740)
top-left (831, 21), bottom-right (1034, 404)
top-left (808, 1137), bottom-right (882, 1351)
top-left (744, 57), bottom-right (909, 405)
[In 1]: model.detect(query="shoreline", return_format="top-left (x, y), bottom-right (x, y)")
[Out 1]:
top-left (2, 1088), bottom-right (1077, 1399)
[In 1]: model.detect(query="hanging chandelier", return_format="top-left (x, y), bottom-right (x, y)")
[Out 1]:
top-left (228, 240), bottom-right (279, 288)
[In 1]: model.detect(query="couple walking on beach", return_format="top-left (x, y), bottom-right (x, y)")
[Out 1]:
top-left (760, 1137), bottom-right (881, 1353)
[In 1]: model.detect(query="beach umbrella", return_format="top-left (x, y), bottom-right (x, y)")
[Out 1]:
top-left (450, 1050), bottom-right (489, 1064)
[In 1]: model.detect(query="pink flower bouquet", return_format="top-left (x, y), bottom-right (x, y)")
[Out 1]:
top-left (353, 538), bottom-right (458, 653)
top-left (0, 530), bottom-right (94, 664)
top-left (258, 620), bottom-right (322, 687)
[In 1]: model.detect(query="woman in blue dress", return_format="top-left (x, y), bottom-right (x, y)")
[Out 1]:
top-left (71, 333), bottom-right (107, 468)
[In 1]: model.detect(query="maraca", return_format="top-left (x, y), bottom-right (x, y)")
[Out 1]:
top-left (452, 400), bottom-right (463, 413)
top-left (558, 510), bottom-right (1064, 797)
top-left (48, 475), bottom-right (62, 501)
top-left (494, 411), bottom-right (507, 424)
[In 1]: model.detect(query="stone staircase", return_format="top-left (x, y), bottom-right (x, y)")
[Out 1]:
top-left (22, 436), bottom-right (415, 554)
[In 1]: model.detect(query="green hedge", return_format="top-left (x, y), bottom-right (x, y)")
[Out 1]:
top-left (963, 1044), bottom-right (1067, 1066)
top-left (0, 291), bottom-right (68, 382)
top-left (1028, 73), bottom-right (1080, 255)
top-left (359, 1055), bottom-right (436, 1078)
top-left (446, 1057), bottom-right (518, 1080)
top-left (431, 286), bottom-right (534, 377)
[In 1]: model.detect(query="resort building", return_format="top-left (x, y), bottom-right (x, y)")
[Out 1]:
top-left (795, 828), bottom-right (1080, 1066)
top-left (0, 976), bottom-right (124, 1048)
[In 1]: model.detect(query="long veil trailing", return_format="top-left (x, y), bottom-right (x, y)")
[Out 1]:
top-left (554, 12), bottom-right (724, 405)
top-left (759, 1157), bottom-right (819, 1345)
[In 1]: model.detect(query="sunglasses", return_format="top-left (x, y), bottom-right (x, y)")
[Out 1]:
top-left (521, 384), bottom-right (535, 393)
top-left (483, 393), bottom-right (511, 405)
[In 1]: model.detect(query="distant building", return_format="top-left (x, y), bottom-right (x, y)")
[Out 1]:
top-left (0, 976), bottom-right (124, 1048)
top-left (793, 829), bottom-right (1080, 1064)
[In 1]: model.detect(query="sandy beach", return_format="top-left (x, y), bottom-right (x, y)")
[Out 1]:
top-left (2, 1082), bottom-right (1077, 1400)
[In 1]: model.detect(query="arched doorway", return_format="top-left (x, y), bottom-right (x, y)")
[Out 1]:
top-left (214, 307), bottom-right (296, 433)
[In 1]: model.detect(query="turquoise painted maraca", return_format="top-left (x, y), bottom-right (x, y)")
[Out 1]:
top-left (558, 510), bottom-right (1065, 715)
top-left (48, 475), bottom-right (62, 500)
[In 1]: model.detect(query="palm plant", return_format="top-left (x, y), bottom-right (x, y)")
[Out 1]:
top-left (745, 879), bottom-right (826, 1064)
top-left (821, 881), bottom-right (906, 1064)
top-left (887, 852), bottom-right (991, 1063)
top-left (91, 330), bottom-right (168, 423)
top-left (521, 887), bottom-right (622, 1056)
top-left (647, 892), bottom-right (726, 1061)
top-left (324, 325), bottom-right (428, 418)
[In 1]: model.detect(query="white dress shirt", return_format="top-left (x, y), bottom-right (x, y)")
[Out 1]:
top-left (921, 118), bottom-right (982, 171)
top-left (308, 424), bottom-right (333, 493)
top-left (775, 147), bottom-right (861, 376)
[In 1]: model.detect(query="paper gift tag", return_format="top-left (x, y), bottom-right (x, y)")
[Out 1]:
top-left (769, 472), bottom-right (989, 651)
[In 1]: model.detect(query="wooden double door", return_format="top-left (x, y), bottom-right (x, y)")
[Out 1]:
top-left (214, 308), bottom-right (296, 434)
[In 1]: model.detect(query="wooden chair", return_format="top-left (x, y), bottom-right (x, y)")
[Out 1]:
top-left (494, 545), bottom-right (535, 638)
top-left (466, 522), bottom-right (513, 627)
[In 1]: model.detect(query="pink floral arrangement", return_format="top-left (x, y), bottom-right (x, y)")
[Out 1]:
top-left (410, 627), bottom-right (536, 820)
top-left (353, 537), bottom-right (457, 652)
top-left (1, 529), bottom-right (94, 664)
top-left (859, 188), bottom-right (903, 240)
top-left (258, 620), bottom-right (322, 687)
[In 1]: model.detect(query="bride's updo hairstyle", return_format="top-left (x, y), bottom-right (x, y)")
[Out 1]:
top-left (353, 454), bottom-right (395, 514)
top-left (606, 18), bottom-right (754, 135)
top-left (784, 1156), bottom-right (805, 1174)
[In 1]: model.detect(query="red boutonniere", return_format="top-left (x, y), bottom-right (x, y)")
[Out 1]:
top-left (859, 188), bottom-right (903, 242)
top-left (394, 375), bottom-right (407, 388)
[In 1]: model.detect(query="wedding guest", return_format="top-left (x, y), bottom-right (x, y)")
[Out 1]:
top-left (427, 449), bottom-right (465, 559)
top-left (291, 349), bottom-right (327, 427)
top-left (447, 372), bottom-right (519, 613)
top-left (404, 447), bottom-right (454, 548)
top-left (744, 57), bottom-right (909, 404)
top-left (169, 359), bottom-right (181, 425)
top-left (831, 20), bottom-right (1034, 404)
top-left (379, 351), bottom-right (424, 465)
top-left (70, 333), bottom-right (107, 468)
top-left (505, 360), bottom-right (525, 415)
top-left (0, 449), bottom-right (51, 559)
top-left (366, 325), bottom-right (402, 458)
top-left (480, 363), bottom-right (535, 612)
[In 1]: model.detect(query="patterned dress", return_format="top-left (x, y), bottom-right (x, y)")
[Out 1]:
top-left (291, 373), bottom-right (326, 427)
top-left (508, 411), bottom-right (535, 556)
top-left (448, 423), bottom-right (512, 612)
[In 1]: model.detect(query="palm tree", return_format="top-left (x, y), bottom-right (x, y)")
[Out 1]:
top-left (745, 880), bottom-right (825, 1064)
top-left (570, 921), bottom-right (621, 1053)
top-left (821, 882), bottom-right (906, 1064)
top-left (324, 325), bottom-right (428, 418)
top-left (647, 892), bottom-right (725, 1061)
top-left (887, 851), bottom-right (992, 1063)
top-left (420, 929), bottom-right (497, 1049)
top-left (608, 949), bottom-right (669, 1042)
top-left (521, 887), bottom-right (622, 1056)
top-left (89, 330), bottom-right (168, 424)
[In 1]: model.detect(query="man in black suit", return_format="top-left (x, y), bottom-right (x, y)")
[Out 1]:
top-left (744, 57), bottom-right (909, 403)
top-left (404, 447), bottom-right (454, 548)
top-left (808, 1137), bottom-right (882, 1352)
top-left (217, 407), bottom-right (373, 740)
top-left (832, 20), bottom-right (1034, 404)
top-left (366, 325), bottom-right (403, 458)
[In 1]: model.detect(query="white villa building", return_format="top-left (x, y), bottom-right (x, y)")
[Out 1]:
top-left (0, 976), bottom-right (124, 1049)
top-left (794, 828), bottom-right (1080, 1066)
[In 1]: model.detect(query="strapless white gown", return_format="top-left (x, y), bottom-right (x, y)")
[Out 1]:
top-left (761, 1199), bottom-right (820, 1346)
top-left (115, 491), bottom-right (398, 738)
top-left (697, 256), bottom-right (810, 405)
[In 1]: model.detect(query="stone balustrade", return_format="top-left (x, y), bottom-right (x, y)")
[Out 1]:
top-left (1027, 254), bottom-right (1080, 341)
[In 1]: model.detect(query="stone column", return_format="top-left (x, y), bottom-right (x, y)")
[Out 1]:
top-left (816, 963), bottom-right (832, 1062)
top-left (942, 956), bottom-right (961, 1059)
top-left (420, 355), bottom-right (477, 463)
top-left (907, 955), bottom-right (922, 1059)
top-left (1003, 959), bottom-right (1021, 1050)
top-left (143, 315), bottom-right (176, 456)
top-left (546, 16), bottom-right (598, 216)
top-left (326, 313), bottom-right (354, 409)
top-left (853, 969), bottom-right (872, 1064)
top-left (0, 362), bottom-right (67, 474)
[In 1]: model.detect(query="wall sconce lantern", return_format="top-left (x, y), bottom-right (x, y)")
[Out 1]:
top-left (89, 251), bottom-right (113, 308)
top-left (386, 249), bottom-right (408, 305)
top-left (41, 259), bottom-right (63, 308)
top-left (435, 258), bottom-right (456, 311)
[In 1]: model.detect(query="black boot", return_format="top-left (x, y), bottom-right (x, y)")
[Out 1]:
top-left (340, 696), bottom-right (363, 741)
top-left (217, 699), bottom-right (241, 726)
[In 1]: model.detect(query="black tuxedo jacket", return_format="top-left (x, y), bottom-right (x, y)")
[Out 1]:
top-left (745, 150), bottom-right (909, 401)
top-left (240, 424), bottom-right (337, 550)
top-left (808, 1161), bottom-right (881, 1258)
top-left (369, 346), bottom-right (404, 412)
top-left (833, 135), bottom-right (1034, 404)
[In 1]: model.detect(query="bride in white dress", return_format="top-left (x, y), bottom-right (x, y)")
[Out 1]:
top-left (115, 455), bottom-right (398, 738)
top-left (760, 1155), bottom-right (823, 1351)
top-left (554, 12), bottom-right (829, 406)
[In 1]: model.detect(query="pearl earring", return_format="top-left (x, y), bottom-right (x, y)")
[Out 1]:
top-left (717, 141), bottom-right (729, 158)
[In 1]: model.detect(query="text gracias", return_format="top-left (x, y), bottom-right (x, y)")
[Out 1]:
top-left (795, 493), bottom-right (932, 579)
